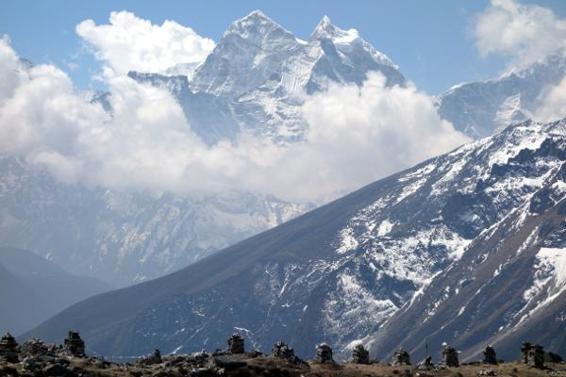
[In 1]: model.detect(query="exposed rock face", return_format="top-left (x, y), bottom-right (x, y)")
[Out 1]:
top-left (483, 346), bottom-right (497, 365)
top-left (63, 331), bottom-right (85, 358)
top-left (393, 348), bottom-right (411, 366)
top-left (442, 344), bottom-right (459, 367)
top-left (228, 334), bottom-right (245, 354)
top-left (315, 343), bottom-right (334, 364)
top-left (352, 344), bottom-right (370, 364)
top-left (0, 333), bottom-right (18, 363)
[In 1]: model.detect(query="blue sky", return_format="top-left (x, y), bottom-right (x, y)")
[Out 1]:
top-left (1, 0), bottom-right (565, 94)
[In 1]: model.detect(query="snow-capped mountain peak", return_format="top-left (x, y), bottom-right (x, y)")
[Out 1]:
top-left (311, 15), bottom-right (337, 38)
top-left (309, 16), bottom-right (396, 69)
top-left (157, 11), bottom-right (406, 143)
top-left (311, 15), bottom-right (358, 44)
top-left (224, 10), bottom-right (295, 43)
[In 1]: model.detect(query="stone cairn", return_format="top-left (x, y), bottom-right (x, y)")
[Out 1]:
top-left (227, 334), bottom-right (245, 354)
top-left (138, 348), bottom-right (162, 365)
top-left (352, 344), bottom-right (370, 364)
top-left (0, 332), bottom-right (19, 363)
top-left (315, 343), bottom-right (334, 364)
top-left (272, 341), bottom-right (295, 360)
top-left (64, 331), bottom-right (85, 357)
top-left (483, 345), bottom-right (497, 365)
top-left (442, 343), bottom-right (459, 367)
top-left (521, 342), bottom-right (532, 364)
top-left (393, 348), bottom-right (411, 366)
top-left (521, 342), bottom-right (544, 369)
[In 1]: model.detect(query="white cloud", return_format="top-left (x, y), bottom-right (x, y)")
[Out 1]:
top-left (0, 38), bottom-right (469, 203)
top-left (474, 0), bottom-right (566, 66)
top-left (535, 75), bottom-right (566, 122)
top-left (76, 11), bottom-right (215, 77)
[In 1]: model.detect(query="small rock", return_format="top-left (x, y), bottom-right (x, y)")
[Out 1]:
top-left (43, 363), bottom-right (72, 376)
top-left (478, 368), bottom-right (497, 376)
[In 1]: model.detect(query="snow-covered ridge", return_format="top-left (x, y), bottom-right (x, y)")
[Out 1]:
top-left (437, 52), bottom-right (566, 138)
top-left (325, 119), bottom-right (565, 356)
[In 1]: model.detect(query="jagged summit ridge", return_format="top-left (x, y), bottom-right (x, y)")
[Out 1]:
top-left (224, 9), bottom-right (296, 43)
top-left (169, 10), bottom-right (406, 143)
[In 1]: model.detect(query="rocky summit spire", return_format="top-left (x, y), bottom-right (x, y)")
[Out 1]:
top-left (311, 15), bottom-right (336, 39)
top-left (310, 15), bottom-right (361, 46)
top-left (226, 9), bottom-right (289, 40)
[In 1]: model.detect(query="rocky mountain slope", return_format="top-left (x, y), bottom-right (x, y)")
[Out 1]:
top-left (369, 140), bottom-right (566, 361)
top-left (0, 247), bottom-right (110, 335)
top-left (25, 119), bottom-right (565, 360)
top-left (437, 52), bottom-right (566, 138)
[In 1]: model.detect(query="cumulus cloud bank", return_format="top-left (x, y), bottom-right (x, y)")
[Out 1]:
top-left (76, 11), bottom-right (215, 77)
top-left (0, 33), bottom-right (470, 203)
top-left (474, 0), bottom-right (566, 67)
top-left (535, 75), bottom-right (566, 122)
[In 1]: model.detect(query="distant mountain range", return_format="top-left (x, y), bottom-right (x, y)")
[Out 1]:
top-left (2, 11), bottom-right (564, 287)
top-left (0, 247), bottom-right (110, 335)
top-left (437, 52), bottom-right (566, 138)
top-left (26, 118), bottom-right (565, 361)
